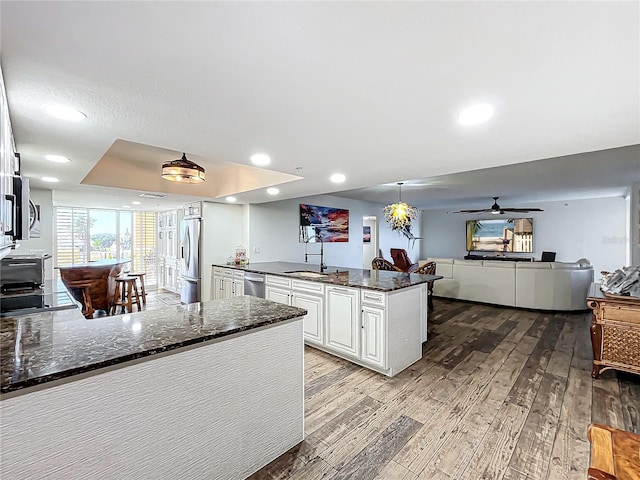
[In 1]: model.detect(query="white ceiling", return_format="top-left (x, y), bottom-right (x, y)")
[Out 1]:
top-left (1, 1), bottom-right (638, 210)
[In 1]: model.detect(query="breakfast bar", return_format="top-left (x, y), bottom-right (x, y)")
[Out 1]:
top-left (57, 258), bottom-right (131, 315)
top-left (1, 296), bottom-right (307, 480)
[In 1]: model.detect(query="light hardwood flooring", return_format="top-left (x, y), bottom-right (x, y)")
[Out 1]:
top-left (249, 298), bottom-right (640, 480)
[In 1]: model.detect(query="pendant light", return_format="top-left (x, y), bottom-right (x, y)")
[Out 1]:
top-left (383, 182), bottom-right (418, 237)
top-left (162, 152), bottom-right (205, 183)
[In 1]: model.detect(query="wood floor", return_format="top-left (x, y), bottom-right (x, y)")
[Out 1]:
top-left (249, 298), bottom-right (640, 480)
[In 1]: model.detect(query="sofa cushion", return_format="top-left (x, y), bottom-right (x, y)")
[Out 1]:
top-left (482, 260), bottom-right (517, 269)
top-left (517, 262), bottom-right (552, 269)
top-left (454, 260), bottom-right (516, 307)
top-left (551, 262), bottom-right (581, 270)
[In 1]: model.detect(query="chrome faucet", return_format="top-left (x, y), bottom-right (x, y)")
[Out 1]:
top-left (304, 234), bottom-right (326, 272)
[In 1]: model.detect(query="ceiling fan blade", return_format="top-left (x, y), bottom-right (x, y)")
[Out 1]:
top-left (501, 208), bottom-right (544, 213)
top-left (453, 209), bottom-right (491, 213)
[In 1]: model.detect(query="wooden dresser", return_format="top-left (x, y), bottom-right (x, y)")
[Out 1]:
top-left (587, 284), bottom-right (640, 379)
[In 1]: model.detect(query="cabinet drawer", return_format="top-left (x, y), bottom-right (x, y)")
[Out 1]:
top-left (361, 289), bottom-right (386, 307)
top-left (233, 270), bottom-right (245, 280)
top-left (292, 279), bottom-right (324, 294)
top-left (223, 269), bottom-right (234, 278)
top-left (266, 275), bottom-right (292, 288)
top-left (603, 305), bottom-right (640, 325)
top-left (213, 267), bottom-right (225, 276)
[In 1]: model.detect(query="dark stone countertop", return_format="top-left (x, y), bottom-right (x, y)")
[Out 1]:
top-left (0, 296), bottom-right (306, 395)
top-left (213, 261), bottom-right (442, 292)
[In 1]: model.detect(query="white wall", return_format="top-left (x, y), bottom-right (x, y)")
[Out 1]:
top-left (246, 194), bottom-right (421, 269)
top-left (419, 196), bottom-right (627, 277)
top-left (17, 189), bottom-right (55, 280)
top-left (630, 182), bottom-right (640, 265)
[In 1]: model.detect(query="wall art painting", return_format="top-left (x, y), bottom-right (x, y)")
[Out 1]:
top-left (299, 204), bottom-right (349, 242)
top-left (363, 225), bottom-right (371, 243)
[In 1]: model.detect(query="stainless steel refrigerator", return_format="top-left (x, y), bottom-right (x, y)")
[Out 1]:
top-left (180, 216), bottom-right (201, 304)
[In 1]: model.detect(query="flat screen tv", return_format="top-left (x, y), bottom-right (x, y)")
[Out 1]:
top-left (466, 218), bottom-right (533, 253)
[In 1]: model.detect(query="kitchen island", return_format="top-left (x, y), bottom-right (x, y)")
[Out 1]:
top-left (1, 296), bottom-right (307, 480)
top-left (213, 261), bottom-right (442, 377)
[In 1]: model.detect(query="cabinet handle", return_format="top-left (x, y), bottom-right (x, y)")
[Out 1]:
top-left (331, 288), bottom-right (351, 293)
top-left (364, 294), bottom-right (378, 300)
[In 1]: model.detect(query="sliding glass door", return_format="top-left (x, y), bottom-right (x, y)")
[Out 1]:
top-left (54, 207), bottom-right (158, 287)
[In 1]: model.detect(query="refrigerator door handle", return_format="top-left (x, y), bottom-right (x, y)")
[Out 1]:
top-left (183, 225), bottom-right (190, 272)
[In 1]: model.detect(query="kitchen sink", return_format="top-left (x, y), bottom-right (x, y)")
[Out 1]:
top-left (284, 271), bottom-right (329, 278)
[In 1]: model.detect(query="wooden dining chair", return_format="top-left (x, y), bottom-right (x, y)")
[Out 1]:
top-left (371, 257), bottom-right (403, 271)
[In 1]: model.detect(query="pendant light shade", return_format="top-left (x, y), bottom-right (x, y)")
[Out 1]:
top-left (383, 183), bottom-right (418, 238)
top-left (162, 153), bottom-right (205, 183)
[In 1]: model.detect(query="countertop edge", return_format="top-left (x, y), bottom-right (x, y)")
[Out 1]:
top-left (1, 305), bottom-right (306, 395)
top-left (213, 262), bottom-right (442, 292)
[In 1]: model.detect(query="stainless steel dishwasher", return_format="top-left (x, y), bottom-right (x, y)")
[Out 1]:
top-left (243, 272), bottom-right (265, 298)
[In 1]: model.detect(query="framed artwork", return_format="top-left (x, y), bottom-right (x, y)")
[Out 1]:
top-left (299, 204), bottom-right (349, 242)
top-left (363, 226), bottom-right (371, 243)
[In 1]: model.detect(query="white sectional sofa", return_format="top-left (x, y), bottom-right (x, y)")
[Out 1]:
top-left (421, 257), bottom-right (594, 311)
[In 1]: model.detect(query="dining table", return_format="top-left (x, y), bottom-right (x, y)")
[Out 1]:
top-left (57, 259), bottom-right (131, 316)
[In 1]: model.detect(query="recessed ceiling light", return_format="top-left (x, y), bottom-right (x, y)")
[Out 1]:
top-left (330, 173), bottom-right (346, 184)
top-left (122, 205), bottom-right (131, 208)
top-left (44, 154), bottom-right (70, 163)
top-left (45, 105), bottom-right (87, 122)
top-left (42, 176), bottom-right (60, 183)
top-left (250, 153), bottom-right (271, 166)
top-left (132, 201), bottom-right (141, 205)
top-left (226, 196), bottom-right (237, 203)
top-left (266, 187), bottom-right (279, 195)
top-left (458, 103), bottom-right (494, 126)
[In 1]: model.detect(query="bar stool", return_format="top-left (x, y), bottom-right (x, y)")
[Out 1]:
top-left (111, 276), bottom-right (142, 315)
top-left (127, 272), bottom-right (147, 304)
top-left (66, 280), bottom-right (95, 319)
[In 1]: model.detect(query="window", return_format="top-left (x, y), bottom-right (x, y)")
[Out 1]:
top-left (54, 207), bottom-right (158, 287)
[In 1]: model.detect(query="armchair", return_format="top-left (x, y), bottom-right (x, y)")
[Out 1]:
top-left (390, 248), bottom-right (419, 273)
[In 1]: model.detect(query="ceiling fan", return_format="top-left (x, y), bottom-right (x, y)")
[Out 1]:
top-left (454, 197), bottom-right (544, 215)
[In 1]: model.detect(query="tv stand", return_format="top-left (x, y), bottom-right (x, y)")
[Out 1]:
top-left (464, 254), bottom-right (533, 262)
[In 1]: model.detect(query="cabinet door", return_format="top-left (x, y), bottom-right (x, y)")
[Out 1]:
top-left (224, 278), bottom-right (234, 299)
top-left (233, 279), bottom-right (244, 297)
top-left (167, 229), bottom-right (176, 259)
top-left (158, 230), bottom-right (165, 257)
top-left (158, 263), bottom-right (166, 289)
top-left (163, 265), bottom-right (172, 291)
top-left (265, 286), bottom-right (291, 305)
top-left (361, 305), bottom-right (386, 369)
top-left (292, 292), bottom-right (323, 346)
top-left (325, 286), bottom-right (359, 358)
top-left (213, 275), bottom-right (225, 300)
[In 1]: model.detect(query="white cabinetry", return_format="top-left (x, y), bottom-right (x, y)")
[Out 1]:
top-left (291, 280), bottom-right (325, 347)
top-left (265, 275), bottom-right (292, 305)
top-left (0, 66), bottom-right (15, 253)
top-left (158, 209), bottom-right (182, 293)
top-left (361, 305), bottom-right (385, 369)
top-left (232, 271), bottom-right (245, 297)
top-left (325, 286), bottom-right (360, 358)
top-left (222, 269), bottom-right (424, 377)
top-left (213, 267), bottom-right (244, 299)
